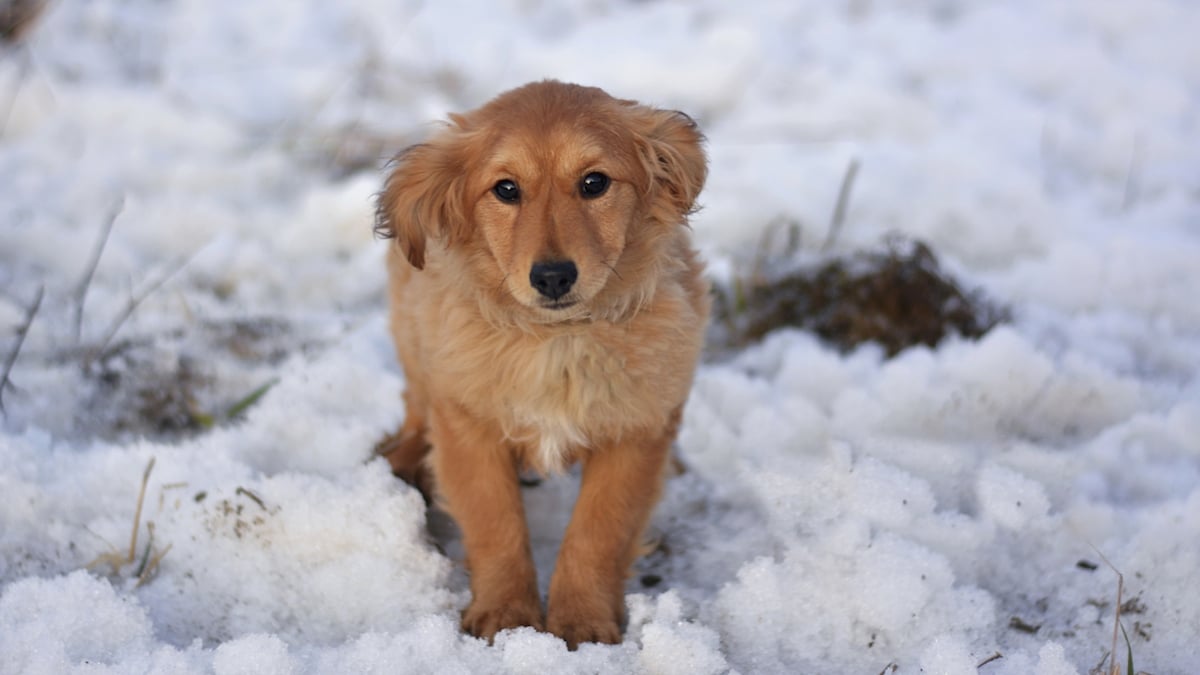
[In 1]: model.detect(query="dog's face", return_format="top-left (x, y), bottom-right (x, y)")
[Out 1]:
top-left (376, 81), bottom-right (706, 322)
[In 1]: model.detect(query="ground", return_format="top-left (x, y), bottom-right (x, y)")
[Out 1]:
top-left (1, 1), bottom-right (1198, 673)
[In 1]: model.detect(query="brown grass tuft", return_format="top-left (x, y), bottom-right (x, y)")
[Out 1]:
top-left (712, 236), bottom-right (1006, 357)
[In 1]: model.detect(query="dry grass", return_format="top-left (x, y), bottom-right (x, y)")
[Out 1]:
top-left (711, 236), bottom-right (1006, 358)
top-left (0, 284), bottom-right (41, 416)
top-left (0, 0), bottom-right (44, 44)
top-left (1086, 548), bottom-right (1152, 675)
top-left (0, 192), bottom-right (287, 440)
top-left (84, 338), bottom-right (280, 441)
top-left (86, 457), bottom-right (173, 587)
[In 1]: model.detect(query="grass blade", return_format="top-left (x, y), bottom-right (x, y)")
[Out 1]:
top-left (226, 378), bottom-right (278, 419)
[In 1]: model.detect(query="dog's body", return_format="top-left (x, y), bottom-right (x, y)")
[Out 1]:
top-left (375, 81), bottom-right (708, 648)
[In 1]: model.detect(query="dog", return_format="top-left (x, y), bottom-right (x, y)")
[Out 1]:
top-left (374, 80), bottom-right (709, 649)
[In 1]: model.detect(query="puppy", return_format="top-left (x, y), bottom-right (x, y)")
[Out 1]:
top-left (374, 80), bottom-right (708, 649)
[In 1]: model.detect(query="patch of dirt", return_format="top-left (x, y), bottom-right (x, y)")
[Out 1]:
top-left (711, 237), bottom-right (1006, 357)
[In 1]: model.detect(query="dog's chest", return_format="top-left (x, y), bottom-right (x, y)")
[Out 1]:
top-left (469, 328), bottom-right (650, 471)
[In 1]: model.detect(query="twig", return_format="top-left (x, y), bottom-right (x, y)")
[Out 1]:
top-left (1118, 623), bottom-right (1134, 675)
top-left (1089, 545), bottom-right (1125, 675)
top-left (977, 652), bottom-right (1004, 669)
top-left (751, 216), bottom-right (801, 282)
top-left (821, 157), bottom-right (861, 253)
top-left (135, 542), bottom-right (172, 588)
top-left (157, 481), bottom-right (189, 512)
top-left (132, 521), bottom-right (155, 578)
top-left (236, 486), bottom-right (267, 511)
top-left (0, 0), bottom-right (47, 44)
top-left (1109, 571), bottom-right (1123, 675)
top-left (0, 43), bottom-right (30, 138)
top-left (0, 284), bottom-right (43, 415)
top-left (128, 457), bottom-right (156, 564)
top-left (131, 521), bottom-right (172, 586)
top-left (86, 455), bottom-right (156, 573)
top-left (73, 196), bottom-right (125, 345)
top-left (1120, 134), bottom-right (1144, 213)
top-left (88, 252), bottom-right (194, 366)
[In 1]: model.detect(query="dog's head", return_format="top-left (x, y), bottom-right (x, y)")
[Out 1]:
top-left (376, 80), bottom-right (706, 322)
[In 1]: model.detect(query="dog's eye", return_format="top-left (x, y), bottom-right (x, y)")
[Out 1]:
top-left (493, 179), bottom-right (520, 203)
top-left (579, 172), bottom-right (610, 198)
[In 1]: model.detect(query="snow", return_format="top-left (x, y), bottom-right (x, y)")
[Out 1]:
top-left (2, 0), bottom-right (1198, 673)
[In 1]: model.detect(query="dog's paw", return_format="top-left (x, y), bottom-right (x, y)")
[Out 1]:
top-left (374, 431), bottom-right (435, 500)
top-left (461, 596), bottom-right (544, 642)
top-left (547, 610), bottom-right (622, 650)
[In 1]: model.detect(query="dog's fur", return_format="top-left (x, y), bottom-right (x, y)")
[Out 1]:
top-left (375, 80), bottom-right (708, 648)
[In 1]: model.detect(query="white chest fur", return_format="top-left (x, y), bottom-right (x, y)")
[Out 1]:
top-left (502, 331), bottom-right (634, 472)
top-left (436, 320), bottom-right (658, 473)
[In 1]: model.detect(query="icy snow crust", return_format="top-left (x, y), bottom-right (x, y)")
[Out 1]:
top-left (2, 1), bottom-right (1199, 673)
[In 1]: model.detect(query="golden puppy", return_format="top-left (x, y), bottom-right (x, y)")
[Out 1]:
top-left (374, 80), bottom-right (708, 649)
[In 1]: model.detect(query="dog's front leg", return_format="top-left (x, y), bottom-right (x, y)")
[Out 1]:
top-left (429, 401), bottom-right (544, 641)
top-left (546, 423), bottom-right (674, 649)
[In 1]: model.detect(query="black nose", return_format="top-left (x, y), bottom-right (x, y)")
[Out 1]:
top-left (529, 260), bottom-right (578, 300)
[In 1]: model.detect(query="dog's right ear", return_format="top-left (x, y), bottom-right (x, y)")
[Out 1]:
top-left (375, 136), bottom-right (468, 270)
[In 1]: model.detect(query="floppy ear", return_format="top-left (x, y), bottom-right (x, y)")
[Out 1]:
top-left (629, 107), bottom-right (708, 220)
top-left (374, 136), bottom-right (468, 270)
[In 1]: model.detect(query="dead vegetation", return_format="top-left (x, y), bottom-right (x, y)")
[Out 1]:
top-left (87, 343), bottom-right (212, 438)
top-left (80, 324), bottom-right (285, 442)
top-left (711, 236), bottom-right (1006, 358)
top-left (1089, 552), bottom-right (1151, 675)
top-left (87, 457), bottom-right (172, 588)
top-left (0, 0), bottom-right (44, 44)
top-left (202, 486), bottom-right (275, 541)
top-left (0, 284), bottom-right (41, 414)
top-left (0, 194), bottom-right (295, 441)
top-left (708, 155), bottom-right (1005, 358)
top-left (301, 122), bottom-right (408, 178)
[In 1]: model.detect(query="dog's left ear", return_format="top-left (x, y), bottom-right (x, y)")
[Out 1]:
top-left (629, 107), bottom-right (708, 219)
top-left (374, 133), bottom-right (469, 270)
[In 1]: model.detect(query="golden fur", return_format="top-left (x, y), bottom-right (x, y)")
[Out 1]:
top-left (375, 80), bottom-right (709, 648)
